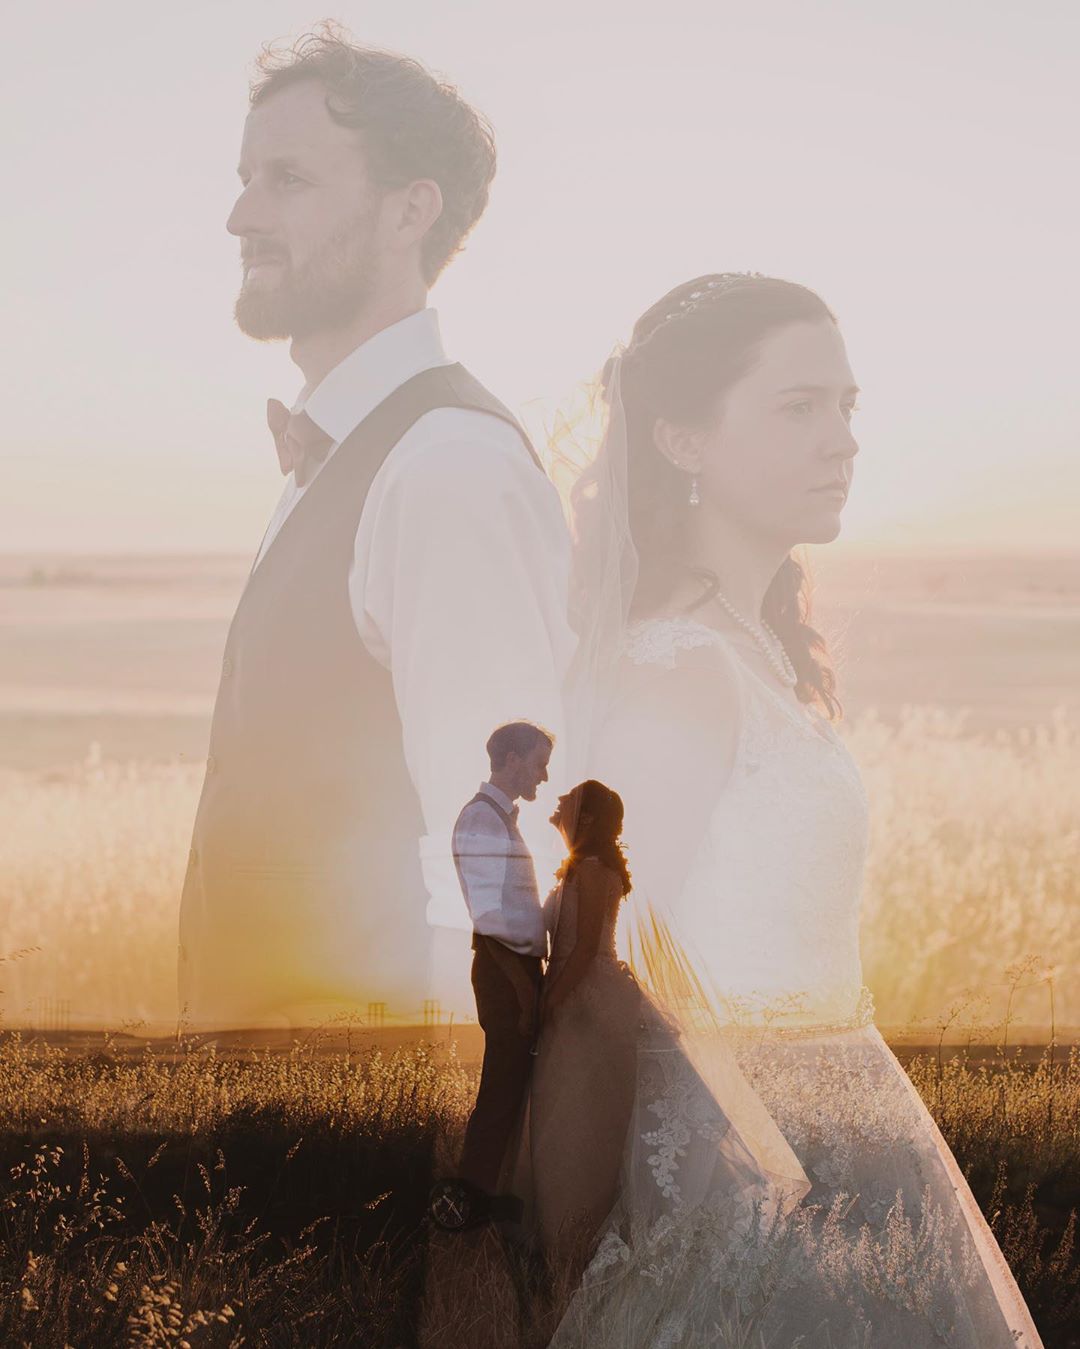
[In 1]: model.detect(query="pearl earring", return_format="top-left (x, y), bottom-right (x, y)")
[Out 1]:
top-left (688, 476), bottom-right (701, 507)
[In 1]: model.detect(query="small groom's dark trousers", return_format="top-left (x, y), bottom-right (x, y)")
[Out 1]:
top-left (459, 934), bottom-right (542, 1195)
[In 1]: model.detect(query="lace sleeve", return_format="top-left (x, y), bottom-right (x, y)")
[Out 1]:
top-left (624, 616), bottom-right (734, 671)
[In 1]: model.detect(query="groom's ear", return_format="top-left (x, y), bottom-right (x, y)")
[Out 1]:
top-left (653, 417), bottom-right (705, 475)
top-left (380, 178), bottom-right (444, 258)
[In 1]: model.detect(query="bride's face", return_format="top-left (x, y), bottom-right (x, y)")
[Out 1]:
top-left (550, 793), bottom-right (573, 839)
top-left (696, 320), bottom-right (860, 546)
top-left (550, 791), bottom-right (588, 843)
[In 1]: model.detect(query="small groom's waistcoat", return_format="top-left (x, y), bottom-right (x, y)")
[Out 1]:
top-left (178, 365), bottom-right (539, 1026)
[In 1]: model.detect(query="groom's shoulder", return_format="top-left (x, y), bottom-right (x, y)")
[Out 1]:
top-left (413, 403), bottom-right (529, 458)
top-left (453, 793), bottom-right (506, 835)
top-left (385, 404), bottom-right (552, 507)
top-left (394, 362), bottom-right (537, 468)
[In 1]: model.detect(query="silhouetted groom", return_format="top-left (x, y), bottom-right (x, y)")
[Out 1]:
top-left (452, 722), bottom-right (553, 1202)
top-left (178, 30), bottom-right (572, 1028)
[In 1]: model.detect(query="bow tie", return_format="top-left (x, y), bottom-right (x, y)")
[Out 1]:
top-left (266, 399), bottom-right (335, 488)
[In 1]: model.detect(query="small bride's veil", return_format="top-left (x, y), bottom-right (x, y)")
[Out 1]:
top-left (551, 352), bottom-right (810, 1220)
top-left (554, 350), bottom-right (638, 782)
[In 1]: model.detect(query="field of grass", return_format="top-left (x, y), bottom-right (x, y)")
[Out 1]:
top-left (1, 708), bottom-right (1076, 1033)
top-left (1, 551), bottom-right (1077, 1342)
top-left (0, 1032), bottom-right (1076, 1347)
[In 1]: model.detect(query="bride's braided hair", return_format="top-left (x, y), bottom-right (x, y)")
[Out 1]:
top-left (606, 272), bottom-right (841, 719)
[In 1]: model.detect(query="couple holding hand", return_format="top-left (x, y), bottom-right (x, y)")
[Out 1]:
top-left (444, 721), bottom-right (796, 1330)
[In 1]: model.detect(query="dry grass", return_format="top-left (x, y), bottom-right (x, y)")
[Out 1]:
top-left (1, 711), bottom-right (1078, 1032)
top-left (0, 1034), bottom-right (1076, 1347)
top-left (905, 1047), bottom-right (1080, 1329)
top-left (0, 712), bottom-right (1077, 1342)
top-left (850, 708), bottom-right (1078, 1030)
top-left (0, 1037), bottom-right (463, 1348)
top-left (0, 749), bottom-right (193, 1029)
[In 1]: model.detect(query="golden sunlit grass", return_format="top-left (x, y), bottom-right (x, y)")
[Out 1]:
top-left (1, 711), bottom-right (1077, 1031)
top-left (0, 713), bottom-right (1077, 1342)
top-left (851, 708), bottom-right (1079, 1031)
top-left (0, 748), bottom-right (191, 1030)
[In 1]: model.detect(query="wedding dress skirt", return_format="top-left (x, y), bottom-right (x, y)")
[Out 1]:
top-left (526, 868), bottom-right (810, 1344)
top-left (544, 617), bottom-right (1043, 1348)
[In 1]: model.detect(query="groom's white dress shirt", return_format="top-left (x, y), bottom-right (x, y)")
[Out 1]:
top-left (452, 782), bottom-right (547, 958)
top-left (253, 309), bottom-right (574, 930)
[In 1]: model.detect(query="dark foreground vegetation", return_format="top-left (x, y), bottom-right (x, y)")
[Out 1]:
top-left (0, 1034), bottom-right (1076, 1348)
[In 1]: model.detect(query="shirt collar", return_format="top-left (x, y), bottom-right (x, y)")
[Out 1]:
top-left (480, 782), bottom-right (518, 817)
top-left (296, 308), bottom-right (451, 445)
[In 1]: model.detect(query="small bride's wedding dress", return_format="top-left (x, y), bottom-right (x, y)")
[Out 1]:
top-left (549, 615), bottom-right (1042, 1348)
top-left (527, 854), bottom-right (810, 1346)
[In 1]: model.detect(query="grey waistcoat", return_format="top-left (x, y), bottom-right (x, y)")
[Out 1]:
top-left (178, 364), bottom-right (540, 1026)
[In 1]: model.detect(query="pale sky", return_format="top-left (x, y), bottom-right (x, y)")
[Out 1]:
top-left (4, 0), bottom-right (1078, 554)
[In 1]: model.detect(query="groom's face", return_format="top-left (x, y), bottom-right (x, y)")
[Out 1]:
top-left (514, 743), bottom-right (552, 802)
top-left (227, 80), bottom-right (385, 340)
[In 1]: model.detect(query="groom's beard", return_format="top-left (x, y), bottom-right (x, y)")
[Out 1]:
top-left (234, 207), bottom-right (380, 341)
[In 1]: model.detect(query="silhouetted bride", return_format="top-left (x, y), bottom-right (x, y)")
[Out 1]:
top-left (525, 778), bottom-right (808, 1339)
top-left (557, 274), bottom-right (1042, 1346)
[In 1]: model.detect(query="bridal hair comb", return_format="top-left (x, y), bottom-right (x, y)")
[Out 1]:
top-left (659, 271), bottom-right (762, 325)
top-left (622, 272), bottom-right (764, 363)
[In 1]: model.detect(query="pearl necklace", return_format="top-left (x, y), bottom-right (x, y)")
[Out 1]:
top-left (708, 589), bottom-right (798, 688)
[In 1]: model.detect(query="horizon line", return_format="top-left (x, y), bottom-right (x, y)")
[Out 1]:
top-left (3, 543), bottom-right (1079, 563)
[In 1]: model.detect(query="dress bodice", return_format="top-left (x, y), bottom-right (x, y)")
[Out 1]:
top-left (620, 616), bottom-right (871, 1029)
top-left (546, 865), bottom-right (622, 980)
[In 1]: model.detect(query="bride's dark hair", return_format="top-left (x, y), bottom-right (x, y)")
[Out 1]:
top-left (557, 779), bottom-right (632, 897)
top-left (586, 272), bottom-right (842, 719)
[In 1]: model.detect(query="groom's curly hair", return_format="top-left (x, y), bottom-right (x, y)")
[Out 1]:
top-left (249, 23), bottom-right (496, 283)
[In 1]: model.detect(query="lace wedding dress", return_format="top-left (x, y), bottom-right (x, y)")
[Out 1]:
top-left (527, 858), bottom-right (809, 1342)
top-left (545, 616), bottom-right (1043, 1348)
